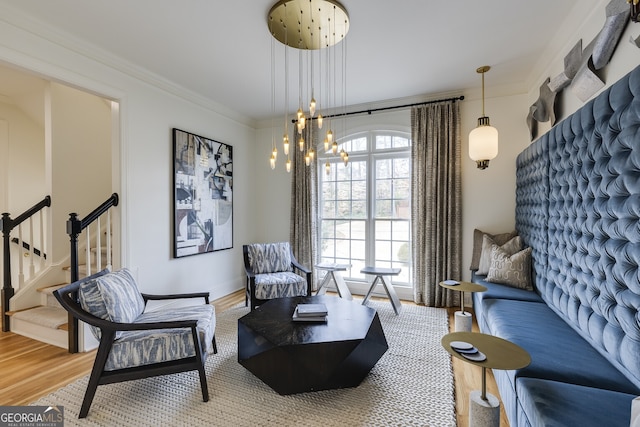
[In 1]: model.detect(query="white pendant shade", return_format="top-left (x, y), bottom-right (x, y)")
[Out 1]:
top-left (469, 125), bottom-right (498, 161)
top-left (469, 65), bottom-right (498, 170)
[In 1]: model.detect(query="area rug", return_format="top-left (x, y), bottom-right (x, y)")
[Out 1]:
top-left (33, 300), bottom-right (456, 426)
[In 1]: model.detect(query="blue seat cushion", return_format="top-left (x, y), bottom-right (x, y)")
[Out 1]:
top-left (516, 378), bottom-right (636, 427)
top-left (472, 274), bottom-right (543, 303)
top-left (482, 299), bottom-right (640, 395)
top-left (471, 273), bottom-right (543, 329)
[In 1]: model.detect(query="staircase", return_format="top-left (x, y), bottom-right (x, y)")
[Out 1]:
top-left (7, 282), bottom-right (69, 348)
top-left (7, 259), bottom-right (105, 350)
top-left (2, 193), bottom-right (119, 353)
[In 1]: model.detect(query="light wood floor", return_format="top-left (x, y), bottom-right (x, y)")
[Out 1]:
top-left (0, 291), bottom-right (508, 426)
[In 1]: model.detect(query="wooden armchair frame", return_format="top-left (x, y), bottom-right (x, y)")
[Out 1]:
top-left (242, 244), bottom-right (312, 310)
top-left (54, 277), bottom-right (217, 418)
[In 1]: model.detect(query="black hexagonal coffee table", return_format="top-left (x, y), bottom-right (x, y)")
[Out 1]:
top-left (238, 295), bottom-right (388, 395)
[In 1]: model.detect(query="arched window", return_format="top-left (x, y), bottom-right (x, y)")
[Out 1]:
top-left (317, 130), bottom-right (412, 289)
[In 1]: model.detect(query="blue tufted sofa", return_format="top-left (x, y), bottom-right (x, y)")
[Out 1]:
top-left (472, 64), bottom-right (640, 426)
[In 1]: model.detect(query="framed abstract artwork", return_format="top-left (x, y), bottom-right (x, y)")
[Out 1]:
top-left (172, 128), bottom-right (233, 257)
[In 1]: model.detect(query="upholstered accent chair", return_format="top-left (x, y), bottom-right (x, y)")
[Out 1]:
top-left (242, 242), bottom-right (312, 310)
top-left (53, 268), bottom-right (216, 418)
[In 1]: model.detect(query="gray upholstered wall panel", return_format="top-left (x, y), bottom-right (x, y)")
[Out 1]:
top-left (516, 64), bottom-right (640, 388)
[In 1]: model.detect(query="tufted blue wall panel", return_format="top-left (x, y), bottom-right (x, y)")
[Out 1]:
top-left (516, 136), bottom-right (549, 296)
top-left (516, 64), bottom-right (640, 389)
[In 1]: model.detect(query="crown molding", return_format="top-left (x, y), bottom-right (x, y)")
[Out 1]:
top-left (0, 3), bottom-right (257, 129)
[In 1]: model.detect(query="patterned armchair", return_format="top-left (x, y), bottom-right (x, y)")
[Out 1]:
top-left (53, 268), bottom-right (216, 418)
top-left (243, 242), bottom-right (312, 310)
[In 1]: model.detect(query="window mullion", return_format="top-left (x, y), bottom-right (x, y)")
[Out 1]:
top-left (366, 133), bottom-right (375, 267)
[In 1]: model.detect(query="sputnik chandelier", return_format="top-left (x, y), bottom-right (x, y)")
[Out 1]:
top-left (268, 0), bottom-right (350, 174)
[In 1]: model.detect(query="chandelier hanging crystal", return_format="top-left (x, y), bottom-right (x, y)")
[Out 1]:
top-left (268, 0), bottom-right (350, 173)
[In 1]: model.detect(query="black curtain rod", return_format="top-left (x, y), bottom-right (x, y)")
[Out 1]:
top-left (292, 95), bottom-right (464, 123)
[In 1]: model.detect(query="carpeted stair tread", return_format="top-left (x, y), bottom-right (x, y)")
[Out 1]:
top-left (36, 283), bottom-right (68, 294)
top-left (12, 306), bottom-right (68, 329)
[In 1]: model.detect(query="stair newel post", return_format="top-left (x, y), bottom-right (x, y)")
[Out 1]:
top-left (67, 212), bottom-right (82, 353)
top-left (1, 212), bottom-right (14, 332)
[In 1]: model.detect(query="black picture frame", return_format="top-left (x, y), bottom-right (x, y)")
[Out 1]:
top-left (172, 128), bottom-right (233, 258)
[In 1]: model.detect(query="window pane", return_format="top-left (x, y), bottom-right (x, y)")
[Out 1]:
top-left (376, 179), bottom-right (391, 199)
top-left (376, 159), bottom-right (391, 179)
top-left (394, 179), bottom-right (410, 200)
top-left (339, 165), bottom-right (353, 180)
top-left (352, 200), bottom-right (366, 218)
top-left (320, 239), bottom-right (335, 257)
top-left (336, 181), bottom-right (351, 200)
top-left (394, 200), bottom-right (410, 218)
top-left (322, 181), bottom-right (335, 199)
top-left (351, 239), bottom-right (365, 258)
top-left (318, 131), bottom-right (412, 285)
top-left (376, 135), bottom-right (392, 149)
top-left (352, 220), bottom-right (366, 240)
top-left (375, 240), bottom-right (392, 261)
top-left (337, 201), bottom-right (351, 218)
top-left (393, 158), bottom-right (410, 178)
top-left (335, 238), bottom-right (350, 257)
top-left (392, 220), bottom-right (410, 238)
top-left (321, 220), bottom-right (335, 238)
top-left (351, 161), bottom-right (367, 180)
top-left (336, 220), bottom-right (350, 239)
top-left (376, 220), bottom-right (391, 240)
top-left (351, 137), bottom-right (367, 152)
top-left (393, 136), bottom-right (409, 148)
top-left (323, 201), bottom-right (335, 217)
top-left (352, 180), bottom-right (366, 200)
top-left (376, 200), bottom-right (392, 217)
top-left (393, 241), bottom-right (409, 262)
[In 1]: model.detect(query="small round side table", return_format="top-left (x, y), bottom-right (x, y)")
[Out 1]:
top-left (439, 280), bottom-right (487, 332)
top-left (442, 331), bottom-right (531, 427)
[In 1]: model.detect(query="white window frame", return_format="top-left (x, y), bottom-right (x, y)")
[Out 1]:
top-left (316, 129), bottom-right (412, 299)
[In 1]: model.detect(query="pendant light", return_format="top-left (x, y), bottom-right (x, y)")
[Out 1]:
top-left (268, 0), bottom-right (350, 173)
top-left (469, 66), bottom-right (498, 170)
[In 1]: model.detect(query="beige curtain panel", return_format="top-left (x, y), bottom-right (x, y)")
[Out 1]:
top-left (411, 101), bottom-right (462, 307)
top-left (289, 125), bottom-right (318, 290)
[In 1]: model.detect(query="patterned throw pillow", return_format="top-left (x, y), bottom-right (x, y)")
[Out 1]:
top-left (470, 229), bottom-right (518, 271)
top-left (477, 234), bottom-right (522, 275)
top-left (486, 245), bottom-right (533, 290)
top-left (79, 268), bottom-right (146, 339)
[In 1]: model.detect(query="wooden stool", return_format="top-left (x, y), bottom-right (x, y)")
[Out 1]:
top-left (315, 263), bottom-right (353, 300)
top-left (361, 266), bottom-right (402, 315)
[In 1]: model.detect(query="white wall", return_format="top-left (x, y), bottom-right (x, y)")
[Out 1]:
top-left (0, 101), bottom-right (44, 214)
top-left (460, 92), bottom-right (531, 280)
top-left (49, 82), bottom-right (111, 260)
top-left (0, 11), bottom-right (255, 300)
top-left (2, 0), bottom-right (637, 301)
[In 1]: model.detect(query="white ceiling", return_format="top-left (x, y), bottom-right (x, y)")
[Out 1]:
top-left (0, 0), bottom-right (601, 123)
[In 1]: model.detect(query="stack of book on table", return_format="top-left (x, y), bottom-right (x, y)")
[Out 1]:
top-left (292, 303), bottom-right (328, 322)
